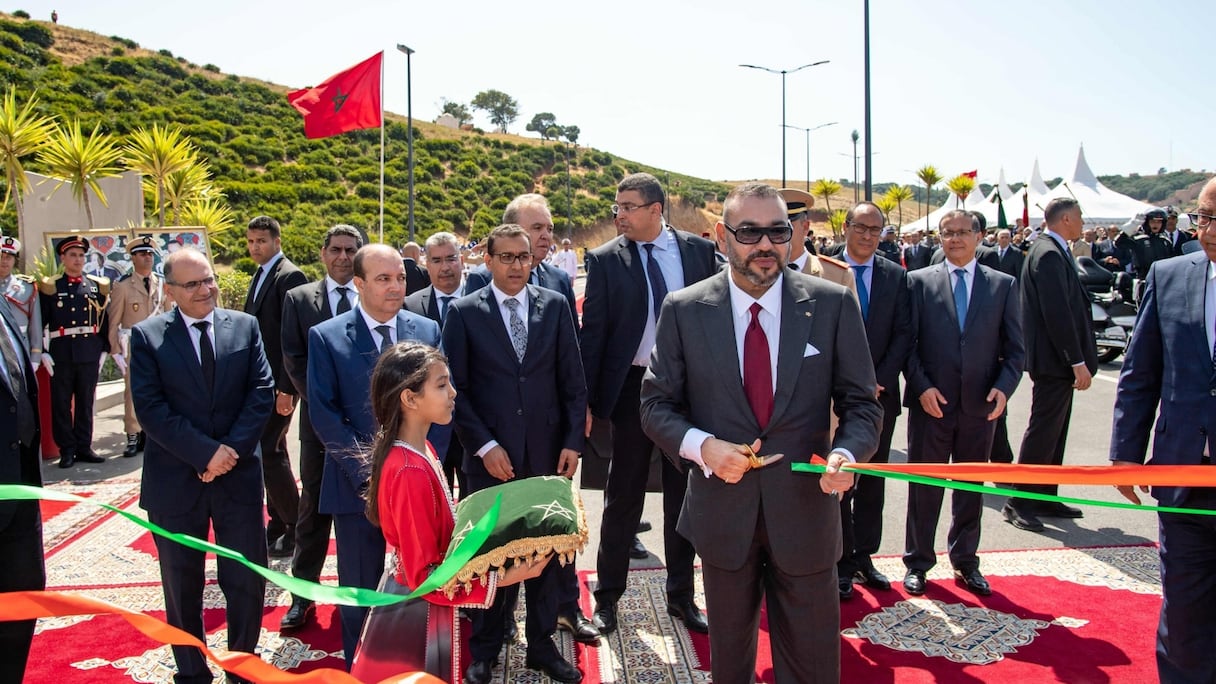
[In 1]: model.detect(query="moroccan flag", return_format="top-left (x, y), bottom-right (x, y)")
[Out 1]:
top-left (1022, 190), bottom-right (1030, 227)
top-left (996, 191), bottom-right (1008, 229)
top-left (962, 169), bottom-right (978, 179)
top-left (287, 52), bottom-right (382, 139)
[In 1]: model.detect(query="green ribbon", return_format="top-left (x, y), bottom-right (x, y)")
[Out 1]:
top-left (792, 463), bottom-right (1216, 517)
top-left (3, 484), bottom-right (500, 606)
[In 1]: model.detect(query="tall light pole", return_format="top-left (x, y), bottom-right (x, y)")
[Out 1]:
top-left (739, 60), bottom-right (829, 187)
top-left (850, 130), bottom-right (860, 203)
top-left (863, 0), bottom-right (873, 200)
top-left (782, 122), bottom-right (837, 191)
top-left (396, 43), bottom-right (416, 242)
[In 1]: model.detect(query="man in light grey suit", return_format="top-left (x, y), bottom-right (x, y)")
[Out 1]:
top-left (640, 182), bottom-right (882, 684)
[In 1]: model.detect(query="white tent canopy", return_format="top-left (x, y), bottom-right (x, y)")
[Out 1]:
top-left (1040, 146), bottom-right (1154, 225)
top-left (903, 186), bottom-right (985, 234)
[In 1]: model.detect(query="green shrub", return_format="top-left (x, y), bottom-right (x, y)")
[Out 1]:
top-left (12, 10), bottom-right (29, 18)
top-left (216, 269), bottom-right (251, 309)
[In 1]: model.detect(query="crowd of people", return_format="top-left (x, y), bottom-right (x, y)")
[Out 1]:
top-left (0, 174), bottom-right (1214, 684)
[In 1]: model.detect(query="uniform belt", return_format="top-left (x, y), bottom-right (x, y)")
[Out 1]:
top-left (47, 326), bottom-right (98, 339)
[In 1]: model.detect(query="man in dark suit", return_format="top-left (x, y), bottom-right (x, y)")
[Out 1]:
top-left (308, 243), bottom-right (441, 667)
top-left (902, 210), bottom-right (1024, 598)
top-left (640, 182), bottom-right (881, 683)
top-left (1003, 198), bottom-right (1098, 532)
top-left (993, 228), bottom-right (1025, 279)
top-left (131, 247), bottom-right (273, 684)
top-left (1164, 206), bottom-right (1195, 256)
top-left (244, 216), bottom-right (307, 558)
top-left (278, 224), bottom-right (363, 631)
top-left (582, 172), bottom-right (719, 636)
top-left (902, 229), bottom-right (932, 271)
top-left (443, 224), bottom-right (587, 684)
top-left (836, 202), bottom-right (913, 600)
top-left (1109, 178), bottom-right (1216, 683)
top-left (464, 194), bottom-right (578, 324)
top-left (0, 292), bottom-right (43, 683)
top-left (401, 241), bottom-right (431, 295)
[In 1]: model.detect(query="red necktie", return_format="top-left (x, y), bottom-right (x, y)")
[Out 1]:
top-left (743, 302), bottom-right (773, 430)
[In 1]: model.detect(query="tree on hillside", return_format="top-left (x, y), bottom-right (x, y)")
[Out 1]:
top-left (916, 164), bottom-right (942, 230)
top-left (439, 98), bottom-right (472, 126)
top-left (471, 89), bottom-right (519, 133)
top-left (562, 125), bottom-right (580, 145)
top-left (0, 87), bottom-right (56, 270)
top-left (811, 178), bottom-right (841, 214)
top-left (883, 184), bottom-right (915, 226)
top-left (945, 174), bottom-right (976, 209)
top-left (125, 123), bottom-right (195, 227)
top-left (38, 121), bottom-right (125, 230)
top-left (526, 112), bottom-right (559, 140)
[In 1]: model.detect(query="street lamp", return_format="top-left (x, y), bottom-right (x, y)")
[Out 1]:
top-left (396, 43), bottom-right (416, 243)
top-left (739, 60), bottom-right (829, 187)
top-left (782, 122), bottom-right (837, 192)
top-left (850, 130), bottom-right (860, 203)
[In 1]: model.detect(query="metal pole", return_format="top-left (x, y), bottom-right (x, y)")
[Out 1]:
top-left (804, 128), bottom-right (810, 192)
top-left (397, 44), bottom-right (416, 242)
top-left (852, 130), bottom-right (859, 203)
top-left (739, 61), bottom-right (829, 188)
top-left (863, 0), bottom-right (873, 201)
top-left (565, 140), bottom-right (572, 240)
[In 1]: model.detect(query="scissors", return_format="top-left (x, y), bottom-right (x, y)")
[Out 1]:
top-left (742, 443), bottom-right (785, 470)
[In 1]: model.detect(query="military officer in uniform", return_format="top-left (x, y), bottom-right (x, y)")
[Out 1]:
top-left (39, 236), bottom-right (110, 468)
top-left (779, 188), bottom-right (857, 294)
top-left (0, 237), bottom-right (48, 372)
top-left (106, 236), bottom-right (165, 457)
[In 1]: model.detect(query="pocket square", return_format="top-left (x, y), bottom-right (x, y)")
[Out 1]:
top-left (804, 343), bottom-right (820, 358)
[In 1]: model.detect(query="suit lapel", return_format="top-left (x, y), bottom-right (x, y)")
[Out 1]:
top-left (768, 277), bottom-right (816, 430)
top-left (964, 267), bottom-right (989, 332)
top-left (348, 307), bottom-right (380, 368)
top-left (674, 230), bottom-right (697, 284)
top-left (211, 310), bottom-right (235, 391)
top-left (696, 276), bottom-right (753, 426)
top-left (167, 310), bottom-right (209, 396)
top-left (251, 258), bottom-right (284, 313)
top-left (1185, 256), bottom-right (1213, 377)
top-left (937, 264), bottom-right (963, 333)
top-left (313, 281), bottom-right (332, 318)
top-left (394, 311), bottom-right (418, 346)
top-left (479, 288), bottom-right (517, 363)
top-left (617, 237), bottom-right (648, 292)
top-left (525, 285), bottom-right (545, 361)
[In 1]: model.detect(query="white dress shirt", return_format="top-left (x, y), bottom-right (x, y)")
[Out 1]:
top-left (360, 308), bottom-right (396, 348)
top-left (250, 251), bottom-right (283, 303)
top-left (325, 275), bottom-right (358, 314)
top-left (177, 309), bottom-right (216, 364)
top-left (632, 227), bottom-right (686, 366)
top-left (947, 258), bottom-right (977, 308)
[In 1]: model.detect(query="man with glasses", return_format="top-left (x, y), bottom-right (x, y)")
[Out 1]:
top-left (836, 202), bottom-right (914, 601)
top-left (903, 210), bottom-right (1024, 597)
top-left (1110, 179), bottom-right (1216, 683)
top-left (639, 182), bottom-right (881, 683)
top-left (778, 188), bottom-right (855, 292)
top-left (130, 246), bottom-right (273, 684)
top-left (582, 172), bottom-right (719, 636)
top-left (444, 224), bottom-right (587, 684)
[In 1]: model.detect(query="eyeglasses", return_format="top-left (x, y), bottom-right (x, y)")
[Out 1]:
top-left (490, 252), bottom-right (534, 266)
top-left (167, 275), bottom-right (216, 292)
top-left (611, 201), bottom-right (657, 216)
top-left (940, 230), bottom-right (975, 240)
top-left (722, 221), bottom-right (794, 245)
top-left (847, 221), bottom-right (885, 238)
top-left (1187, 212), bottom-right (1215, 228)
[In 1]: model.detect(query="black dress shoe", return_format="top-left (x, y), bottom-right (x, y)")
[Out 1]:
top-left (954, 568), bottom-right (992, 596)
top-left (1002, 502), bottom-right (1045, 532)
top-left (525, 653), bottom-right (582, 683)
top-left (557, 610), bottom-right (601, 643)
top-left (629, 536), bottom-right (649, 559)
top-left (903, 569), bottom-right (927, 596)
top-left (667, 597), bottom-right (709, 634)
top-left (464, 659), bottom-right (494, 684)
top-left (854, 566), bottom-right (891, 590)
top-left (592, 602), bottom-right (617, 634)
top-left (76, 451), bottom-right (105, 464)
top-left (838, 576), bottom-right (855, 600)
top-left (280, 598), bottom-right (315, 630)
top-left (268, 534), bottom-right (295, 559)
top-left (1038, 501), bottom-right (1084, 518)
top-left (636, 519), bottom-right (653, 533)
top-left (57, 453), bottom-right (75, 469)
top-left (122, 434), bottom-right (139, 458)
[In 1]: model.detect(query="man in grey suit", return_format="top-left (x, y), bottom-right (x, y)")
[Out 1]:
top-left (641, 182), bottom-right (882, 683)
top-left (902, 210), bottom-right (1024, 598)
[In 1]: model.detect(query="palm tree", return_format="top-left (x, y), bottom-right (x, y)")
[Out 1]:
top-left (38, 120), bottom-right (125, 230)
top-left (915, 164), bottom-right (942, 230)
top-left (160, 158), bottom-right (214, 226)
top-left (883, 185), bottom-right (915, 226)
top-left (945, 174), bottom-right (976, 209)
top-left (0, 88), bottom-right (56, 270)
top-left (182, 195), bottom-right (236, 236)
top-left (827, 208), bottom-right (848, 241)
top-left (811, 178), bottom-right (842, 214)
top-left (875, 195), bottom-right (897, 221)
top-left (125, 123), bottom-right (195, 227)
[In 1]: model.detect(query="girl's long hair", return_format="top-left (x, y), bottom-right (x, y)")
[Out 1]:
top-left (364, 341), bottom-right (447, 527)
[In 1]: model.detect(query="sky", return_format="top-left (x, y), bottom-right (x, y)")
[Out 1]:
top-left (18, 0), bottom-right (1213, 190)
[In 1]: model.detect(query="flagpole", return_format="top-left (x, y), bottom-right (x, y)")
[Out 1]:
top-left (378, 51), bottom-right (385, 244)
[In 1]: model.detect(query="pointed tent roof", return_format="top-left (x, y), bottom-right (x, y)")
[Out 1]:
top-left (1041, 146), bottom-right (1153, 224)
top-left (904, 187), bottom-right (986, 234)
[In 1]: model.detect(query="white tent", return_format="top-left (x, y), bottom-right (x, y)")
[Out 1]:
top-left (1040, 146), bottom-right (1154, 225)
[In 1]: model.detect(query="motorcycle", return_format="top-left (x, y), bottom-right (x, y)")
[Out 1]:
top-left (1076, 256), bottom-right (1137, 364)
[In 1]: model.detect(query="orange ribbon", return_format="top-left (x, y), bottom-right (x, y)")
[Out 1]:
top-left (832, 461), bottom-right (1216, 487)
top-left (1, 591), bottom-right (442, 684)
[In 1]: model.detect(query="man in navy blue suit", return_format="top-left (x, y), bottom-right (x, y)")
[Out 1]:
top-left (1110, 178), bottom-right (1216, 684)
top-left (131, 247), bottom-right (273, 684)
top-left (443, 224), bottom-right (588, 684)
top-left (307, 243), bottom-right (441, 668)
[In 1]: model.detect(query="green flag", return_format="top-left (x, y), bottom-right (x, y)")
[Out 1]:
top-left (996, 191), bottom-right (1009, 229)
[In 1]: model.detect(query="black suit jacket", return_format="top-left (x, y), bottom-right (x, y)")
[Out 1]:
top-left (403, 258), bottom-right (431, 295)
top-left (903, 243), bottom-right (931, 271)
top-left (863, 256), bottom-right (914, 411)
top-left (281, 279), bottom-right (340, 440)
top-left (994, 246), bottom-right (1025, 279)
top-left (905, 263), bottom-right (1025, 417)
top-left (581, 229), bottom-right (719, 418)
top-left (404, 284), bottom-right (466, 324)
top-left (1021, 235), bottom-right (1098, 378)
top-left (245, 255), bottom-right (308, 394)
top-left (465, 261), bottom-right (578, 326)
top-left (442, 285), bottom-right (587, 481)
top-left (0, 303), bottom-right (40, 529)
top-left (131, 308), bottom-right (274, 515)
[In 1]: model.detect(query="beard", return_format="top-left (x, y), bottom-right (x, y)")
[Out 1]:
top-left (726, 243), bottom-right (788, 289)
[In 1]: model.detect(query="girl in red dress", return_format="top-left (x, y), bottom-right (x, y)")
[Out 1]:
top-left (352, 342), bottom-right (547, 682)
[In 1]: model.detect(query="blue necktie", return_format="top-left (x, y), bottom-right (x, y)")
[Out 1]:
top-left (439, 296), bottom-right (452, 324)
top-left (643, 243), bottom-right (668, 320)
top-left (851, 264), bottom-right (869, 320)
top-left (953, 268), bottom-right (968, 333)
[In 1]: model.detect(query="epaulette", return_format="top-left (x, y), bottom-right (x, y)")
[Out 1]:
top-left (12, 273), bottom-right (34, 284)
top-left (818, 254), bottom-right (850, 270)
top-left (86, 273), bottom-right (111, 296)
top-left (37, 276), bottom-right (57, 295)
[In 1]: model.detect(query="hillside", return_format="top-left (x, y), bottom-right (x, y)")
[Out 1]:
top-left (0, 13), bottom-right (728, 269)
